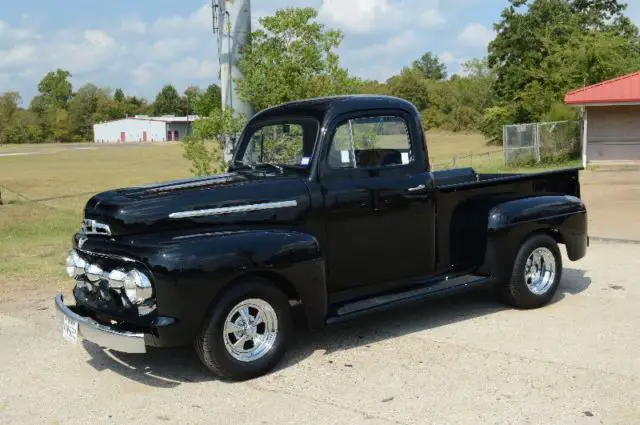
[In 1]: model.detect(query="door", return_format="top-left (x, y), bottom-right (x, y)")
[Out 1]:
top-left (120, 132), bottom-right (126, 142)
top-left (320, 113), bottom-right (436, 294)
top-left (143, 131), bottom-right (148, 142)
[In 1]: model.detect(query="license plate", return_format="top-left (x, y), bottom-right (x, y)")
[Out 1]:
top-left (62, 316), bottom-right (79, 344)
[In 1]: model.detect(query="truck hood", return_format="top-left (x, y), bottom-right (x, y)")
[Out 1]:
top-left (82, 171), bottom-right (311, 236)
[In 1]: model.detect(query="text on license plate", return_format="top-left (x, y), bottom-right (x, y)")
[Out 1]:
top-left (63, 316), bottom-right (79, 344)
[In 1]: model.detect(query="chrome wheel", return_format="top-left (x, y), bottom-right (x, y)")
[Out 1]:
top-left (524, 247), bottom-right (556, 295)
top-left (223, 298), bottom-right (278, 362)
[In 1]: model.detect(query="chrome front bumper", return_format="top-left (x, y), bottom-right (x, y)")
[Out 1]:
top-left (54, 295), bottom-right (147, 354)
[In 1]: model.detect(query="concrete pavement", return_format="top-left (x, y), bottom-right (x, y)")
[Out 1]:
top-left (0, 241), bottom-right (638, 425)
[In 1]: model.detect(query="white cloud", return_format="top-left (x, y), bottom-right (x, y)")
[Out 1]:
top-left (458, 23), bottom-right (495, 47)
top-left (0, 20), bottom-right (38, 41)
top-left (420, 9), bottom-right (446, 28)
top-left (44, 30), bottom-right (119, 75)
top-left (319, 0), bottom-right (402, 33)
top-left (120, 18), bottom-right (147, 34)
top-left (152, 4), bottom-right (211, 35)
top-left (438, 51), bottom-right (456, 64)
top-left (167, 57), bottom-right (218, 80)
top-left (146, 37), bottom-right (200, 60)
top-left (351, 30), bottom-right (417, 58)
top-left (131, 63), bottom-right (154, 85)
top-left (0, 44), bottom-right (36, 69)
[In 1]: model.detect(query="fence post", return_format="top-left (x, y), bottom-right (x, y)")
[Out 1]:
top-left (535, 123), bottom-right (541, 163)
top-left (503, 125), bottom-right (508, 166)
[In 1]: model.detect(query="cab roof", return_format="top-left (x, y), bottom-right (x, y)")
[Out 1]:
top-left (249, 95), bottom-right (419, 123)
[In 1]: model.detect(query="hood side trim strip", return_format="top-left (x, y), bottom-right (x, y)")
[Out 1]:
top-left (169, 200), bottom-right (298, 219)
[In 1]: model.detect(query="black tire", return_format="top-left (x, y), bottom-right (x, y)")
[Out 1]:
top-left (498, 233), bottom-right (562, 309)
top-left (195, 278), bottom-right (292, 381)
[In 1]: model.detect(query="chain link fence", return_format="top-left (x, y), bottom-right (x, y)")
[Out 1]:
top-left (503, 120), bottom-right (583, 167)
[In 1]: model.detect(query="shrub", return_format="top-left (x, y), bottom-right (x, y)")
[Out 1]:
top-left (182, 108), bottom-right (248, 176)
top-left (480, 106), bottom-right (513, 145)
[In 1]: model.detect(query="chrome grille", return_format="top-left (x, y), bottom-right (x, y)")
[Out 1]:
top-left (81, 219), bottom-right (112, 236)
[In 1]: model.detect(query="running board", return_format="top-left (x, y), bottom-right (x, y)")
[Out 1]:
top-left (326, 275), bottom-right (494, 325)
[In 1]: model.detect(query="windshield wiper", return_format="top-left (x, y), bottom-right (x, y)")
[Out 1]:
top-left (232, 160), bottom-right (255, 170)
top-left (254, 163), bottom-right (284, 174)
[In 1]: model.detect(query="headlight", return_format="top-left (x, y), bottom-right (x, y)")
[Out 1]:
top-left (65, 250), bottom-right (86, 280)
top-left (85, 264), bottom-right (104, 282)
top-left (123, 269), bottom-right (153, 304)
top-left (107, 269), bottom-right (127, 288)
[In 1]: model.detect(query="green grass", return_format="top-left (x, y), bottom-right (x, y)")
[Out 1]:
top-left (0, 133), bottom-right (577, 297)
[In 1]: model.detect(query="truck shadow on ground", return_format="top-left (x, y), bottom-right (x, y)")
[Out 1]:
top-left (82, 268), bottom-right (590, 388)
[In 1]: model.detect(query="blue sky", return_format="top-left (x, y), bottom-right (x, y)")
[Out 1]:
top-left (2, 0), bottom-right (639, 104)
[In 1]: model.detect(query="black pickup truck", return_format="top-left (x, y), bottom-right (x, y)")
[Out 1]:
top-left (56, 95), bottom-right (588, 381)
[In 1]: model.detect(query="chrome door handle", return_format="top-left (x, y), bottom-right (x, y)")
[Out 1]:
top-left (407, 184), bottom-right (426, 192)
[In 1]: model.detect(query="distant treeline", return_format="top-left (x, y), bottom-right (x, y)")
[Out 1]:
top-left (2, 1), bottom-right (639, 145)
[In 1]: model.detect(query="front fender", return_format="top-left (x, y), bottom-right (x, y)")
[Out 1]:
top-left (484, 195), bottom-right (587, 281)
top-left (152, 228), bottom-right (327, 345)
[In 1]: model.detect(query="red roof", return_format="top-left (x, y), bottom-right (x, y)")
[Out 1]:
top-left (565, 71), bottom-right (640, 105)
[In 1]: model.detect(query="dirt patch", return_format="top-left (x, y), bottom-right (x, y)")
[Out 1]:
top-left (580, 170), bottom-right (640, 240)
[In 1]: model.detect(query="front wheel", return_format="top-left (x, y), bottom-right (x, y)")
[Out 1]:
top-left (195, 279), bottom-right (292, 381)
top-left (498, 233), bottom-right (562, 309)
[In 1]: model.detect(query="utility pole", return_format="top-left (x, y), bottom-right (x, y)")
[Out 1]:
top-left (213, 0), bottom-right (254, 162)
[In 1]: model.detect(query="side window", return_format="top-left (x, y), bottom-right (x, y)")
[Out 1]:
top-left (328, 115), bottom-right (412, 169)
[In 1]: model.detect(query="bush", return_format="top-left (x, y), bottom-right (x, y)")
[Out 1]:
top-left (480, 106), bottom-right (513, 145)
top-left (182, 108), bottom-right (248, 176)
top-left (182, 139), bottom-right (227, 176)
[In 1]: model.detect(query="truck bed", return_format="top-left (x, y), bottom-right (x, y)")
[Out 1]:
top-left (431, 166), bottom-right (583, 274)
top-left (433, 166), bottom-right (582, 190)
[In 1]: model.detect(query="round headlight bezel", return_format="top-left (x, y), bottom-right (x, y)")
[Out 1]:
top-left (122, 269), bottom-right (153, 305)
top-left (66, 250), bottom-right (87, 280)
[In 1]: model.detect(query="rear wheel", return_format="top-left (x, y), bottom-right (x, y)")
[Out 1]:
top-left (498, 233), bottom-right (562, 309)
top-left (195, 279), bottom-right (292, 381)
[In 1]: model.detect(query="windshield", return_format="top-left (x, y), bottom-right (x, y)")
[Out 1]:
top-left (239, 118), bottom-right (319, 169)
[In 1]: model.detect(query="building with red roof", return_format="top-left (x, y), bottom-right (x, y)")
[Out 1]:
top-left (565, 72), bottom-right (640, 163)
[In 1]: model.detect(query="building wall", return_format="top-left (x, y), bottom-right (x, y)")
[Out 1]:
top-left (93, 119), bottom-right (167, 143)
top-left (587, 105), bottom-right (640, 161)
top-left (166, 122), bottom-right (193, 141)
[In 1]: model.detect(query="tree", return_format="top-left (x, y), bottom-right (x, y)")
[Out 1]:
top-left (386, 67), bottom-right (432, 112)
top-left (182, 86), bottom-right (202, 115)
top-left (411, 52), bottom-right (447, 80)
top-left (152, 84), bottom-right (185, 116)
top-left (114, 88), bottom-right (126, 103)
top-left (194, 84), bottom-right (222, 117)
top-left (68, 83), bottom-right (114, 141)
top-left (182, 108), bottom-right (248, 176)
top-left (237, 7), bottom-right (360, 111)
top-left (0, 92), bottom-right (23, 144)
top-left (488, 0), bottom-right (640, 123)
top-left (36, 69), bottom-right (73, 109)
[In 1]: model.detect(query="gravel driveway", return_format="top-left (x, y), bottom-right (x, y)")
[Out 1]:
top-left (0, 241), bottom-right (638, 425)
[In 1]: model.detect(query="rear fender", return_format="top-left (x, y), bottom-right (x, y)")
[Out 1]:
top-left (483, 195), bottom-right (587, 281)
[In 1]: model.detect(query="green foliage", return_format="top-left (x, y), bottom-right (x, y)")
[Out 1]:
top-left (181, 139), bottom-right (227, 176)
top-left (542, 103), bottom-right (580, 122)
top-left (68, 84), bottom-right (113, 142)
top-left (411, 52), bottom-right (447, 80)
top-left (36, 69), bottom-right (73, 110)
top-left (488, 0), bottom-right (640, 123)
top-left (182, 108), bottom-right (248, 176)
top-left (237, 7), bottom-right (359, 111)
top-left (153, 84), bottom-right (184, 116)
top-left (480, 106), bottom-right (514, 145)
top-left (193, 84), bottom-right (222, 117)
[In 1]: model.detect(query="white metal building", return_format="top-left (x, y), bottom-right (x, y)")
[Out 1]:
top-left (93, 115), bottom-right (198, 143)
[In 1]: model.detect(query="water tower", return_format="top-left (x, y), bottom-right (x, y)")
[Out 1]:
top-left (212, 0), bottom-right (254, 160)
